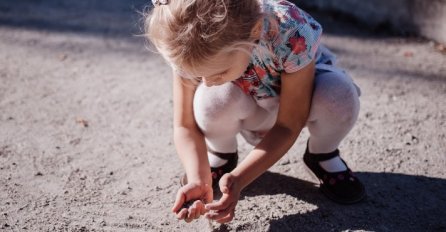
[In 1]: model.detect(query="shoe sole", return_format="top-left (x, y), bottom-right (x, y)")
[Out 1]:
top-left (304, 164), bottom-right (366, 205)
top-left (320, 184), bottom-right (367, 205)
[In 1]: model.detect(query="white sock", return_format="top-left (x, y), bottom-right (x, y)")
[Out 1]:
top-left (208, 152), bottom-right (228, 168)
top-left (319, 156), bottom-right (347, 172)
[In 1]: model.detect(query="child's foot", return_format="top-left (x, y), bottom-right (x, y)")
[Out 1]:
top-left (303, 143), bottom-right (366, 204)
top-left (180, 151), bottom-right (238, 191)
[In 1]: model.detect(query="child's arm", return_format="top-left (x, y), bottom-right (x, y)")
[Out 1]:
top-left (206, 61), bottom-right (316, 223)
top-left (171, 71), bottom-right (213, 222)
top-left (232, 60), bottom-right (315, 188)
top-left (172, 72), bottom-right (212, 185)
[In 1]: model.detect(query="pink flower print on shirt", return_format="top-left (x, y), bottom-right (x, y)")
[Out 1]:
top-left (232, 0), bottom-right (322, 100)
top-left (235, 78), bottom-right (252, 94)
top-left (254, 66), bottom-right (268, 80)
top-left (288, 36), bottom-right (307, 55)
top-left (289, 7), bottom-right (307, 24)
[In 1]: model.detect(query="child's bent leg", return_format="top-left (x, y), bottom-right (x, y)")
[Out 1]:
top-left (304, 71), bottom-right (365, 204)
top-left (306, 71), bottom-right (360, 154)
top-left (193, 82), bottom-right (258, 153)
top-left (240, 97), bottom-right (279, 145)
top-left (194, 82), bottom-right (278, 174)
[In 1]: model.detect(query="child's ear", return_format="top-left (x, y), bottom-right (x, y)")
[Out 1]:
top-left (250, 19), bottom-right (263, 40)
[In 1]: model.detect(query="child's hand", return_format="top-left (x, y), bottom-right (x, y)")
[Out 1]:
top-left (205, 173), bottom-right (241, 224)
top-left (172, 182), bottom-right (213, 223)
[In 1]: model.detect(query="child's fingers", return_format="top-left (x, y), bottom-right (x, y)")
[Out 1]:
top-left (204, 184), bottom-right (213, 204)
top-left (176, 208), bottom-right (188, 220)
top-left (193, 200), bottom-right (207, 215)
top-left (184, 217), bottom-right (193, 223)
top-left (193, 209), bottom-right (201, 220)
top-left (216, 211), bottom-right (235, 224)
top-left (183, 206), bottom-right (194, 223)
top-left (206, 202), bottom-right (235, 220)
top-left (187, 205), bottom-right (198, 221)
top-left (172, 189), bottom-right (186, 213)
top-left (205, 194), bottom-right (230, 211)
top-left (218, 174), bottom-right (233, 194)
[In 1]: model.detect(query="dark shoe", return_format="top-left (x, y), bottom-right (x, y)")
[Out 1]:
top-left (180, 151), bottom-right (238, 191)
top-left (303, 144), bottom-right (366, 204)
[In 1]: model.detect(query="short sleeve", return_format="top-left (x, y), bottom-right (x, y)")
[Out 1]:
top-left (275, 6), bottom-right (322, 73)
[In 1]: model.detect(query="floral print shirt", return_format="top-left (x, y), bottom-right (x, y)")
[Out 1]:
top-left (233, 0), bottom-right (324, 100)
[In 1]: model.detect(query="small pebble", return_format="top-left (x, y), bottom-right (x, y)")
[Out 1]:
top-left (75, 118), bottom-right (89, 128)
top-left (280, 159), bottom-right (290, 165)
top-left (59, 54), bottom-right (68, 61)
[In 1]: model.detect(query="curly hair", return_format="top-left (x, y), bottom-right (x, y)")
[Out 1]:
top-left (144, 0), bottom-right (263, 72)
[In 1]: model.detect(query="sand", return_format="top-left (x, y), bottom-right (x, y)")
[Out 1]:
top-left (0, 1), bottom-right (445, 231)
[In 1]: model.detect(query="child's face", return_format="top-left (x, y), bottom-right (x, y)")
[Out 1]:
top-left (183, 48), bottom-right (252, 87)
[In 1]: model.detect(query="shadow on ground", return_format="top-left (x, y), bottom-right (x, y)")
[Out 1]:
top-left (0, 0), bottom-right (392, 39)
top-left (2, 2), bottom-right (443, 232)
top-left (241, 171), bottom-right (446, 232)
top-left (4, 0), bottom-right (441, 83)
top-left (0, 0), bottom-right (149, 38)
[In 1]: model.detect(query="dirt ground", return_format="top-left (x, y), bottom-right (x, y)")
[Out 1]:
top-left (1, 1), bottom-right (445, 232)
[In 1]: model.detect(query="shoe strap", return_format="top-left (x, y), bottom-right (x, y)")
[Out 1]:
top-left (305, 147), bottom-right (341, 162)
top-left (210, 155), bottom-right (238, 172)
top-left (208, 149), bottom-right (238, 160)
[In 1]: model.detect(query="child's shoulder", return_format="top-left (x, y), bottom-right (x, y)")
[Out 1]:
top-left (258, 0), bottom-right (324, 73)
top-left (262, 0), bottom-right (321, 30)
top-left (261, 0), bottom-right (322, 43)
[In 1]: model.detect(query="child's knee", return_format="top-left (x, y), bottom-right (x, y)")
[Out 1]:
top-left (193, 83), bottom-right (256, 127)
top-left (312, 72), bottom-right (360, 124)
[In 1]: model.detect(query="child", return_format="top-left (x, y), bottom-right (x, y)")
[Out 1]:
top-left (145, 0), bottom-right (365, 224)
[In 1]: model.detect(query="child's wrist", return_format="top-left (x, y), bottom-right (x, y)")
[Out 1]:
top-left (228, 171), bottom-right (246, 191)
top-left (187, 173), bottom-right (212, 186)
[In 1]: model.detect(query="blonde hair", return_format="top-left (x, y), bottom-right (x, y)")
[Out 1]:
top-left (144, 0), bottom-right (264, 73)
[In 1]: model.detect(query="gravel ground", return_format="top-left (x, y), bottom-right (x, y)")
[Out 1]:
top-left (0, 1), bottom-right (445, 231)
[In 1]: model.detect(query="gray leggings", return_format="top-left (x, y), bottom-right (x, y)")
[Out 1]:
top-left (193, 70), bottom-right (361, 154)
